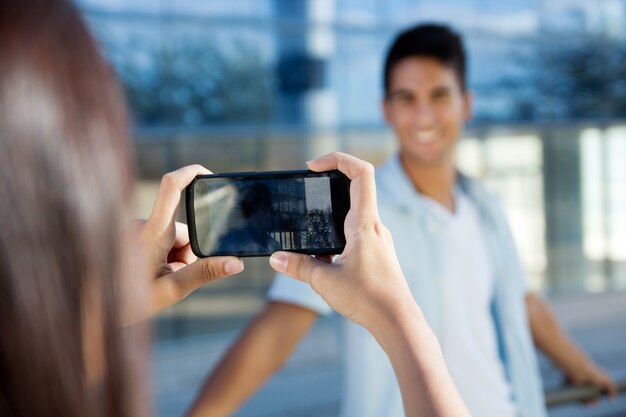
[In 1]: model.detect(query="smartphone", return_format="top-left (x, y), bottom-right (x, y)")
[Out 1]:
top-left (186, 170), bottom-right (351, 257)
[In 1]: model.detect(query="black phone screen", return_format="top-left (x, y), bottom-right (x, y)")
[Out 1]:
top-left (187, 170), bottom-right (350, 257)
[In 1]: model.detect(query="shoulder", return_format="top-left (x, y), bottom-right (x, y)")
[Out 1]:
top-left (374, 157), bottom-right (398, 181)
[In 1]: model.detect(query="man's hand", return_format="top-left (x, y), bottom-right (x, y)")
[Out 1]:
top-left (526, 292), bottom-right (617, 404)
top-left (122, 165), bottom-right (244, 324)
top-left (564, 359), bottom-right (617, 404)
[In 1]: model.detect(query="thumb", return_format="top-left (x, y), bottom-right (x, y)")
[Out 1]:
top-left (269, 251), bottom-right (328, 285)
top-left (165, 256), bottom-right (244, 298)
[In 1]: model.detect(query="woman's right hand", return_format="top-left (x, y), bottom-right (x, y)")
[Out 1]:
top-left (268, 152), bottom-right (416, 334)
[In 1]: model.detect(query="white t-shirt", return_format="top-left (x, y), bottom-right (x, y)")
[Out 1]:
top-left (422, 189), bottom-right (517, 417)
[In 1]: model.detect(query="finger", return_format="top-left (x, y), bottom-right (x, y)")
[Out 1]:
top-left (174, 222), bottom-right (190, 248)
top-left (168, 261), bottom-right (188, 272)
top-left (307, 152), bottom-right (378, 225)
top-left (269, 251), bottom-right (327, 285)
top-left (307, 152), bottom-right (372, 181)
top-left (166, 223), bottom-right (195, 265)
top-left (605, 379), bottom-right (619, 398)
top-left (167, 243), bottom-right (196, 266)
top-left (148, 165), bottom-right (212, 235)
top-left (314, 254), bottom-right (333, 264)
top-left (165, 256), bottom-right (243, 298)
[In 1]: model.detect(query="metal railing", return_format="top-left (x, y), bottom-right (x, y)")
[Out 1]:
top-left (546, 377), bottom-right (626, 408)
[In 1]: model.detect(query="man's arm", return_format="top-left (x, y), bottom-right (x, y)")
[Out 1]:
top-left (186, 301), bottom-right (318, 417)
top-left (525, 292), bottom-right (617, 398)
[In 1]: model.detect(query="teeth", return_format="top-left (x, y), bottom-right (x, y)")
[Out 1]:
top-left (415, 130), bottom-right (438, 143)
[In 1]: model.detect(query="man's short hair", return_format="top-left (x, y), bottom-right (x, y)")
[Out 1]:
top-left (383, 23), bottom-right (467, 95)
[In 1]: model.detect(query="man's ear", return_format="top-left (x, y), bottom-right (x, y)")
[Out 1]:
top-left (463, 91), bottom-right (473, 121)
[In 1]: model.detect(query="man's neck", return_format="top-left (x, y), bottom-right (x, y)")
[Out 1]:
top-left (399, 154), bottom-right (457, 212)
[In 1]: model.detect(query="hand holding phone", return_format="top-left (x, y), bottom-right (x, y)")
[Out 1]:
top-left (267, 153), bottom-right (472, 417)
top-left (268, 154), bottom-right (411, 331)
top-left (122, 165), bottom-right (244, 324)
top-left (186, 170), bottom-right (351, 257)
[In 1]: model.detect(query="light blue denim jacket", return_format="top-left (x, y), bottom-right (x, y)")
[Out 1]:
top-left (376, 154), bottom-right (547, 417)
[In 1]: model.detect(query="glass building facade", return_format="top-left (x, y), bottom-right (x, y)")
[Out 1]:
top-left (78, 0), bottom-right (626, 340)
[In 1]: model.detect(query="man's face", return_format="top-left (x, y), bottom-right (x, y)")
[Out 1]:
top-left (383, 56), bottom-right (472, 169)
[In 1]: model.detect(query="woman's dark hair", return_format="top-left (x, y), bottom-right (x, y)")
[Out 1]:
top-left (383, 23), bottom-right (467, 95)
top-left (0, 1), bottom-right (145, 417)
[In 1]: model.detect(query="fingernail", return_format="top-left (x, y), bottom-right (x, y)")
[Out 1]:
top-left (305, 160), bottom-right (313, 165)
top-left (269, 253), bottom-right (287, 272)
top-left (224, 260), bottom-right (243, 275)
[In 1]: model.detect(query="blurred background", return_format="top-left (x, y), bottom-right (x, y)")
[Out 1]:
top-left (77, 0), bottom-right (626, 416)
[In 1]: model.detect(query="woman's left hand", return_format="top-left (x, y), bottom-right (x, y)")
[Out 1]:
top-left (122, 165), bottom-right (244, 324)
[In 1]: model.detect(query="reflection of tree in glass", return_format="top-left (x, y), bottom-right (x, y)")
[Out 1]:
top-left (534, 38), bottom-right (626, 120)
top-left (106, 37), bottom-right (274, 126)
top-left (306, 208), bottom-right (334, 248)
top-left (494, 36), bottom-right (626, 121)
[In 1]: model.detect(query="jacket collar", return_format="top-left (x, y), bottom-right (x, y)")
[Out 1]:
top-left (376, 153), bottom-right (475, 211)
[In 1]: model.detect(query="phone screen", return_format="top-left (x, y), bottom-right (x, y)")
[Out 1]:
top-left (187, 170), bottom-right (350, 257)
